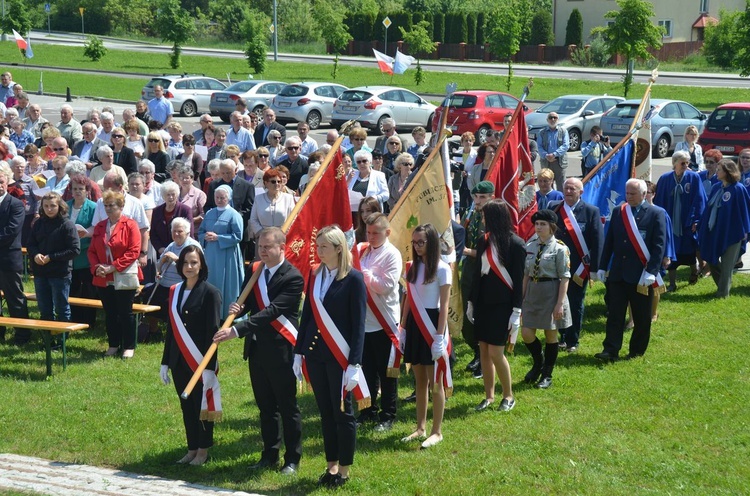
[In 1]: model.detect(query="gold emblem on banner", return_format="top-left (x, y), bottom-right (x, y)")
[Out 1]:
top-left (289, 239), bottom-right (304, 257)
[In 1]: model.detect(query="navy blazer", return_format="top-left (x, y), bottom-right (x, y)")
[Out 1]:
top-left (295, 268), bottom-right (367, 366)
top-left (601, 202), bottom-right (666, 284)
top-left (114, 145), bottom-right (138, 175)
top-left (205, 176), bottom-right (255, 224)
top-left (253, 122), bottom-right (287, 147)
top-left (550, 200), bottom-right (605, 274)
top-left (0, 194), bottom-right (25, 272)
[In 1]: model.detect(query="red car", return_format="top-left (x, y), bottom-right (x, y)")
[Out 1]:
top-left (432, 90), bottom-right (530, 144)
top-left (699, 102), bottom-right (750, 157)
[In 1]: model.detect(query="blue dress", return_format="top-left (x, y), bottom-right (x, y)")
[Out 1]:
top-left (653, 170), bottom-right (706, 255)
top-left (198, 206), bottom-right (244, 318)
top-left (698, 182), bottom-right (750, 265)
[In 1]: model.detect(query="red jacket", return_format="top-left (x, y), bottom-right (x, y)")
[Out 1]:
top-left (88, 216), bottom-right (142, 288)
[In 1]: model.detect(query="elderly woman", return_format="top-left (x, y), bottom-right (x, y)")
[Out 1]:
top-left (9, 156), bottom-right (38, 245)
top-left (177, 164), bottom-right (206, 229)
top-left (250, 168), bottom-right (295, 249)
top-left (267, 130), bottom-right (285, 166)
top-left (138, 159), bottom-right (163, 207)
top-left (698, 159), bottom-right (750, 298)
top-left (387, 153), bottom-right (415, 210)
top-left (467, 143), bottom-right (496, 191)
top-left (207, 127), bottom-right (226, 162)
top-left (256, 146), bottom-right (272, 172)
top-left (90, 145), bottom-right (128, 188)
top-left (198, 184), bottom-right (244, 317)
top-left (275, 164), bottom-right (296, 195)
top-left (89, 190), bottom-right (142, 358)
top-left (675, 125), bottom-right (703, 172)
top-left (110, 126), bottom-right (138, 175)
top-left (151, 181), bottom-right (194, 257)
top-left (346, 128), bottom-right (372, 160)
top-left (349, 150), bottom-right (389, 212)
top-left (146, 131), bottom-right (170, 182)
top-left (653, 149), bottom-right (706, 291)
top-left (383, 136), bottom-right (403, 171)
top-left (46, 156), bottom-right (70, 194)
top-left (124, 120), bottom-right (146, 159)
top-left (177, 134), bottom-right (204, 185)
top-left (67, 175), bottom-right (98, 328)
top-left (10, 118), bottom-right (34, 150)
top-left (700, 149), bottom-right (722, 195)
top-left (238, 150), bottom-right (264, 187)
top-left (202, 158), bottom-right (222, 196)
top-left (24, 143), bottom-right (46, 179)
top-left (167, 122), bottom-right (185, 155)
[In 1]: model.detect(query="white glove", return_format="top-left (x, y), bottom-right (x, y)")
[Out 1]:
top-left (292, 354), bottom-right (304, 382)
top-left (643, 273), bottom-right (656, 286)
top-left (160, 364), bottom-right (170, 386)
top-left (466, 302), bottom-right (474, 323)
top-left (508, 307), bottom-right (522, 331)
top-left (597, 270), bottom-right (607, 283)
top-left (397, 325), bottom-right (406, 354)
top-left (431, 333), bottom-right (446, 361)
top-left (344, 364), bottom-right (361, 392)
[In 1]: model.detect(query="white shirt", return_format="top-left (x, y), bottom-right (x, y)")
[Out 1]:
top-left (320, 267), bottom-right (338, 297)
top-left (144, 181), bottom-right (164, 207)
top-left (91, 193), bottom-right (150, 233)
top-left (300, 136), bottom-right (318, 156)
top-left (359, 240), bottom-right (402, 333)
top-left (409, 261), bottom-right (451, 309)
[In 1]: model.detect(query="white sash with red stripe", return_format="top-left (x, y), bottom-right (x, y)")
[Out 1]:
top-left (621, 205), bottom-right (665, 291)
top-left (405, 262), bottom-right (453, 397)
top-left (251, 261), bottom-right (299, 346)
top-left (169, 282), bottom-right (222, 421)
top-left (356, 243), bottom-right (403, 377)
top-left (308, 270), bottom-right (372, 410)
top-left (482, 234), bottom-right (513, 291)
top-left (560, 202), bottom-right (590, 286)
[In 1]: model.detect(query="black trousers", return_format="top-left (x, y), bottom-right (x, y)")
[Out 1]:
top-left (171, 357), bottom-right (214, 450)
top-left (70, 268), bottom-right (98, 328)
top-left (248, 339), bottom-right (302, 465)
top-left (306, 356), bottom-right (356, 466)
top-left (361, 330), bottom-right (398, 422)
top-left (603, 281), bottom-right (653, 357)
top-left (561, 279), bottom-right (588, 347)
top-left (98, 286), bottom-right (136, 349)
top-left (0, 269), bottom-right (30, 341)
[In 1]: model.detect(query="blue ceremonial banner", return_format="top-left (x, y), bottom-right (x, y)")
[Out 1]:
top-left (581, 139), bottom-right (634, 231)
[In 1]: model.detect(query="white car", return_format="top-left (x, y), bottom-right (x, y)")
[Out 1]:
top-left (141, 75), bottom-right (226, 117)
top-left (331, 86), bottom-right (436, 134)
top-left (271, 82), bottom-right (348, 130)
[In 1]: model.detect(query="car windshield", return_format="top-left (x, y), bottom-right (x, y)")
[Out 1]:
top-left (226, 81), bottom-right (259, 92)
top-left (278, 85), bottom-right (308, 97)
top-left (707, 108), bottom-right (750, 133)
top-left (339, 91), bottom-right (373, 102)
top-left (608, 104), bottom-right (640, 119)
top-left (442, 95), bottom-right (477, 108)
top-left (147, 78), bottom-right (171, 89)
top-left (537, 98), bottom-right (588, 115)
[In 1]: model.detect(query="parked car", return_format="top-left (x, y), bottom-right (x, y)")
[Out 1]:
top-left (698, 102), bottom-right (750, 157)
top-left (331, 86), bottom-right (437, 134)
top-left (209, 80), bottom-right (286, 123)
top-left (141, 75), bottom-right (227, 117)
top-left (526, 95), bottom-right (624, 151)
top-left (431, 90), bottom-right (531, 144)
top-left (600, 98), bottom-right (707, 158)
top-left (270, 82), bottom-right (348, 129)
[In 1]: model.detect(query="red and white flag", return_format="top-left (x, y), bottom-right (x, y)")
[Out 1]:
top-left (372, 49), bottom-right (394, 75)
top-left (12, 29), bottom-right (27, 50)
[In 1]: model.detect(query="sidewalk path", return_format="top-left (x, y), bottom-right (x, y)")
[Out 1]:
top-left (0, 453), bottom-right (261, 496)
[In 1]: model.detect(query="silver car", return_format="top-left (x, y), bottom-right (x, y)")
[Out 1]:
top-left (141, 75), bottom-right (226, 117)
top-left (209, 80), bottom-right (286, 123)
top-left (600, 98), bottom-right (707, 158)
top-left (526, 94), bottom-right (624, 151)
top-left (331, 86), bottom-right (437, 134)
top-left (271, 82), bottom-right (348, 130)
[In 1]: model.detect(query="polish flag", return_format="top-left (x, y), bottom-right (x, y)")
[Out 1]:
top-left (372, 49), bottom-right (394, 75)
top-left (12, 30), bottom-right (27, 50)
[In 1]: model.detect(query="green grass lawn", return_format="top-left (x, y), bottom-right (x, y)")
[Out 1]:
top-left (0, 43), bottom-right (746, 110)
top-left (1, 268), bottom-right (749, 494)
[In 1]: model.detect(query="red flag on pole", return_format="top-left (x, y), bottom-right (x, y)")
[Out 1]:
top-left (485, 104), bottom-right (537, 240)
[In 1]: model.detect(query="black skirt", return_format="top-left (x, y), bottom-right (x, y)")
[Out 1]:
top-left (404, 308), bottom-right (439, 366)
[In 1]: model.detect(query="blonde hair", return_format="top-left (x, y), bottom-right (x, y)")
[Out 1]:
top-left (538, 168), bottom-right (555, 181)
top-left (316, 225), bottom-right (352, 280)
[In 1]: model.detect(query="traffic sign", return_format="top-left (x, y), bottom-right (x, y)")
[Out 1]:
top-left (270, 24), bottom-right (275, 34)
top-left (383, 17), bottom-right (391, 29)
top-left (44, 3), bottom-right (51, 13)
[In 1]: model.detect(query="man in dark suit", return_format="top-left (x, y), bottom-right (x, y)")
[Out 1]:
top-left (72, 122), bottom-right (107, 171)
top-left (277, 137), bottom-right (308, 191)
top-left (373, 118), bottom-right (408, 154)
top-left (0, 169), bottom-right (30, 344)
top-left (596, 178), bottom-right (666, 361)
top-left (254, 108), bottom-right (286, 148)
top-left (214, 227), bottom-right (304, 475)
top-left (550, 178), bottom-right (604, 353)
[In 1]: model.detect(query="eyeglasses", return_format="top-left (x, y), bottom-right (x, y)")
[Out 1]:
top-left (24, 154), bottom-right (35, 158)
top-left (104, 203), bottom-right (118, 208)
top-left (139, 170), bottom-right (153, 175)
top-left (227, 155), bottom-right (238, 159)
top-left (352, 138), bottom-right (365, 141)
top-left (704, 160), bottom-right (716, 165)
top-left (111, 135), bottom-right (124, 139)
top-left (258, 154), bottom-right (269, 158)
top-left (52, 147), bottom-right (66, 152)
top-left (548, 116), bottom-right (558, 120)
top-left (286, 146), bottom-right (300, 151)
top-left (269, 136), bottom-right (279, 140)
top-left (388, 142), bottom-right (399, 146)
top-left (403, 162), bottom-right (414, 166)
top-left (83, 130), bottom-right (95, 135)
top-left (411, 240), bottom-right (427, 248)
top-left (53, 167), bottom-right (65, 172)
top-left (267, 180), bottom-right (282, 184)
top-left (382, 128), bottom-right (394, 133)
top-left (148, 138), bottom-right (160, 143)
top-left (356, 159), bottom-right (369, 164)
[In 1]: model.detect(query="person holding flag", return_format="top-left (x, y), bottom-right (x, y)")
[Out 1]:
top-left (469, 199), bottom-right (525, 412)
top-left (295, 225), bottom-right (367, 489)
top-left (400, 224), bottom-right (452, 449)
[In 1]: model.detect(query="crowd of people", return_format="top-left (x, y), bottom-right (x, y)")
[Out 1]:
top-left (1, 73), bottom-right (749, 489)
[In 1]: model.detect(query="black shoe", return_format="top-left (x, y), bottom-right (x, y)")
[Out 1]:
top-left (250, 458), bottom-right (278, 470)
top-left (594, 351), bottom-right (618, 362)
top-left (355, 411), bottom-right (378, 427)
top-left (536, 376), bottom-right (553, 389)
top-left (475, 399), bottom-right (493, 412)
top-left (667, 284), bottom-right (677, 293)
top-left (279, 463), bottom-right (298, 475)
top-left (327, 473), bottom-right (349, 489)
top-left (558, 342), bottom-right (568, 351)
top-left (623, 353), bottom-right (642, 361)
top-left (472, 368), bottom-right (483, 379)
top-left (465, 357), bottom-right (480, 372)
top-left (373, 420), bottom-right (394, 432)
top-left (403, 390), bottom-right (417, 402)
top-left (524, 366), bottom-right (543, 384)
top-left (498, 397), bottom-right (516, 411)
top-left (318, 471), bottom-right (335, 487)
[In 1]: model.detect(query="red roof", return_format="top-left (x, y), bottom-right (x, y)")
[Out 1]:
top-left (693, 14), bottom-right (718, 28)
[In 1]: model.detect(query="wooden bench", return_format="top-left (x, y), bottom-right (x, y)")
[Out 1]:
top-left (24, 293), bottom-right (160, 348)
top-left (0, 317), bottom-right (88, 376)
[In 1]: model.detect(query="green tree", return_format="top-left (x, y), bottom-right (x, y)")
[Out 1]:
top-left (243, 10), bottom-right (268, 74)
top-left (103, 0), bottom-right (154, 36)
top-left (485, 1), bottom-right (521, 91)
top-left (704, 9), bottom-right (741, 69)
top-left (210, 0), bottom-right (251, 42)
top-left (565, 8), bottom-right (583, 47)
top-left (83, 35), bottom-right (107, 61)
top-left (1, 0), bottom-right (33, 39)
top-left (154, 0), bottom-right (195, 69)
top-left (528, 10), bottom-right (553, 45)
top-left (277, 0), bottom-right (320, 44)
top-left (312, 0), bottom-right (352, 79)
top-left (601, 0), bottom-right (663, 97)
top-left (399, 20), bottom-right (436, 85)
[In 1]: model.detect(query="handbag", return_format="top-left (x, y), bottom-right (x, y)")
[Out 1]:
top-left (113, 260), bottom-right (140, 290)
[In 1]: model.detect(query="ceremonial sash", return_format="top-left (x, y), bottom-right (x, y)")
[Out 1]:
top-left (620, 205), bottom-right (666, 294)
top-left (168, 282), bottom-right (222, 421)
top-left (482, 234), bottom-right (513, 291)
top-left (251, 261), bottom-right (299, 346)
top-left (404, 262), bottom-right (453, 397)
top-left (560, 202), bottom-right (590, 286)
top-left (356, 243), bottom-right (403, 378)
top-left (308, 269), bottom-right (372, 410)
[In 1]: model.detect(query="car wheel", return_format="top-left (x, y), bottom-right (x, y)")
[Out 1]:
top-left (253, 106), bottom-right (266, 120)
top-left (476, 125), bottom-right (492, 145)
top-left (567, 128), bottom-right (582, 152)
top-left (180, 100), bottom-right (198, 117)
top-left (219, 114), bottom-right (231, 123)
top-left (653, 134), bottom-right (670, 158)
top-left (426, 112), bottom-right (435, 130)
top-left (306, 110), bottom-right (322, 130)
top-left (375, 115), bottom-right (390, 136)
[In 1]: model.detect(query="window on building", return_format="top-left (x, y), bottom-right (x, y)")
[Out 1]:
top-left (700, 0), bottom-right (709, 13)
top-left (658, 20), bottom-right (673, 38)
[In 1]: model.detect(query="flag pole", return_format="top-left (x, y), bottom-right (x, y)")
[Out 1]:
top-left (483, 78), bottom-right (533, 181)
top-left (180, 120), bottom-right (356, 400)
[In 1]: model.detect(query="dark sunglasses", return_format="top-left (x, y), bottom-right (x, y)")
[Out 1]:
top-left (148, 138), bottom-right (160, 143)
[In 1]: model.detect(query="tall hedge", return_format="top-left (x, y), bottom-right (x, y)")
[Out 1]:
top-left (476, 12), bottom-right (485, 45)
top-left (346, 12), bottom-right (375, 41)
top-left (565, 8), bottom-right (583, 47)
top-left (412, 12), bottom-right (433, 40)
top-left (528, 10), bottom-right (553, 45)
top-left (433, 12), bottom-right (445, 43)
top-left (466, 12), bottom-right (477, 44)
top-left (444, 12), bottom-right (467, 43)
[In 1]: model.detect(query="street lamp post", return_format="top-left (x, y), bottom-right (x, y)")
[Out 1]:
top-left (272, 0), bottom-right (278, 62)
